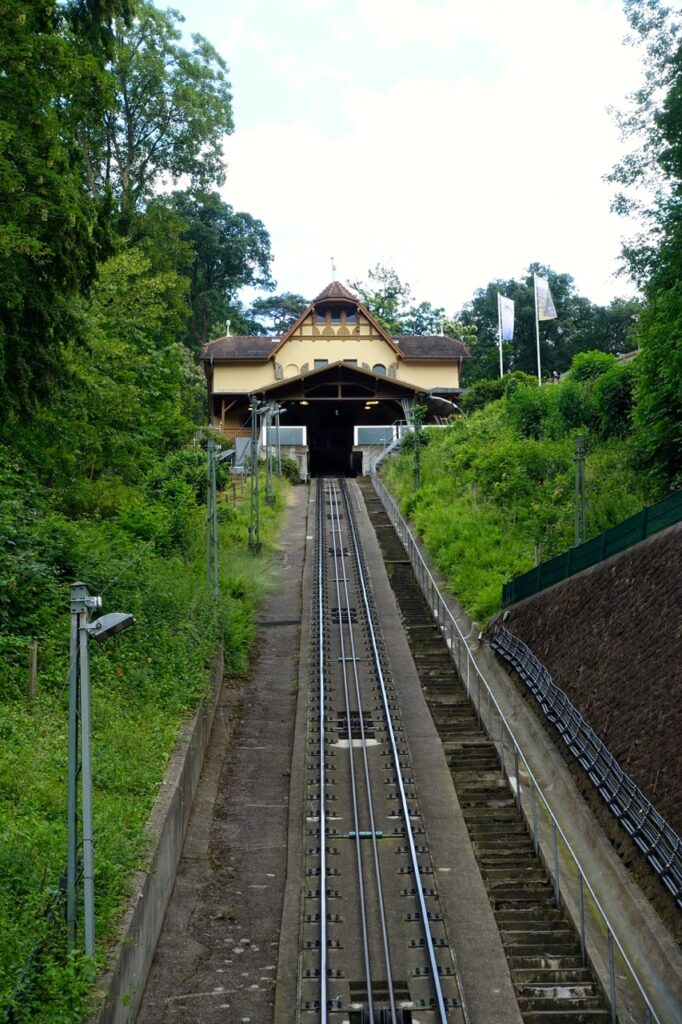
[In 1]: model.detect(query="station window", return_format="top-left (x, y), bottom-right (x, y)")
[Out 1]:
top-left (344, 359), bottom-right (357, 366)
top-left (372, 363), bottom-right (387, 375)
top-left (314, 358), bottom-right (328, 369)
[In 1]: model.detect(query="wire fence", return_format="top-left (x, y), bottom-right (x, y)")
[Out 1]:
top-left (503, 488), bottom-right (682, 606)
top-left (490, 624), bottom-right (682, 909)
top-left (370, 469), bottom-right (662, 1024)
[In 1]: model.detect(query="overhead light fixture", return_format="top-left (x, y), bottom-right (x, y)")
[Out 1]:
top-left (300, 400), bottom-right (309, 406)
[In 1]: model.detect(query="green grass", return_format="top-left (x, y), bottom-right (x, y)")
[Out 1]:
top-left (384, 370), bottom-right (646, 622)
top-left (0, 474), bottom-right (287, 1022)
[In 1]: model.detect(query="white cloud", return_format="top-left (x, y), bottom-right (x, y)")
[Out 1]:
top-left (217, 0), bottom-right (645, 310)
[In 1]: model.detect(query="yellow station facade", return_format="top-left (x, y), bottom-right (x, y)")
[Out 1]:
top-left (201, 281), bottom-right (468, 475)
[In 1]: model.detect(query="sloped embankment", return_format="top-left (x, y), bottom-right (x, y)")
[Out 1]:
top-left (502, 524), bottom-right (682, 923)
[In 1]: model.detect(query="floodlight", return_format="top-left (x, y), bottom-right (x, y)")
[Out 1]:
top-left (86, 612), bottom-right (136, 642)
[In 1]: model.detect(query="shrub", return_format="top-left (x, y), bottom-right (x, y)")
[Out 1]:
top-left (568, 350), bottom-right (617, 381)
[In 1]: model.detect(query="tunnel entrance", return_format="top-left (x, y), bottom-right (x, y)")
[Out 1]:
top-left (308, 402), bottom-right (355, 477)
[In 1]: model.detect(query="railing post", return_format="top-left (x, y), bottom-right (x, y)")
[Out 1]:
top-left (476, 674), bottom-right (481, 724)
top-left (499, 717), bottom-right (505, 776)
top-left (514, 749), bottom-right (521, 809)
top-left (530, 780), bottom-right (539, 856)
top-left (608, 931), bottom-right (617, 1024)
top-left (552, 820), bottom-right (560, 905)
top-left (578, 870), bottom-right (586, 965)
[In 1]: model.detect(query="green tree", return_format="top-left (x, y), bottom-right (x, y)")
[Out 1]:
top-left (459, 266), bottom-right (640, 383)
top-left (78, 2), bottom-right (234, 226)
top-left (349, 263), bottom-right (455, 336)
top-left (162, 190), bottom-right (273, 349)
top-left (0, 0), bottom-right (115, 417)
top-left (609, 4), bottom-right (682, 490)
top-left (250, 292), bottom-right (308, 334)
top-left (349, 264), bottom-right (414, 333)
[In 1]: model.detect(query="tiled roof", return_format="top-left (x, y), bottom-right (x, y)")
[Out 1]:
top-left (201, 336), bottom-right (278, 361)
top-left (312, 281), bottom-right (359, 303)
top-left (393, 335), bottom-right (469, 360)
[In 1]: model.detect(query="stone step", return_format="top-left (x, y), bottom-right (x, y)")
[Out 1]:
top-left (495, 907), bottom-right (565, 923)
top-left (466, 820), bottom-right (530, 836)
top-left (520, 1013), bottom-right (610, 1023)
top-left (483, 862), bottom-right (547, 876)
top-left (516, 983), bottom-right (599, 1001)
top-left (501, 939), bottom-right (582, 956)
top-left (500, 929), bottom-right (579, 946)
top-left (513, 968), bottom-right (593, 985)
top-left (508, 955), bottom-right (587, 971)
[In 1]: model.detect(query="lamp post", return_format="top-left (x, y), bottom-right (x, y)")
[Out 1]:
top-left (67, 583), bottom-right (134, 957)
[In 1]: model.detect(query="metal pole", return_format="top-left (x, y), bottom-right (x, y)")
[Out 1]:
top-left (248, 397), bottom-right (261, 552)
top-left (552, 820), bottom-right (560, 905)
top-left (275, 407), bottom-right (282, 475)
top-left (207, 437), bottom-right (215, 596)
top-left (531, 781), bottom-right (539, 856)
top-left (265, 405), bottom-right (275, 506)
top-left (608, 931), bottom-right (617, 1024)
top-left (497, 293), bottom-right (504, 379)
top-left (578, 870), bottom-right (586, 965)
top-left (78, 604), bottom-right (95, 957)
top-left (211, 439), bottom-right (219, 599)
top-left (580, 439), bottom-right (587, 543)
top-left (66, 590), bottom-right (81, 949)
top-left (534, 274), bottom-right (542, 385)
top-left (574, 434), bottom-right (586, 547)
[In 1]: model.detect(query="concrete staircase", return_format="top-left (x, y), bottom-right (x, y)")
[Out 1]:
top-left (361, 481), bottom-right (611, 1023)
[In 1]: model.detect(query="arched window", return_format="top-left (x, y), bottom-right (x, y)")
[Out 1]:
top-left (372, 363), bottom-right (387, 376)
top-left (285, 363), bottom-right (299, 378)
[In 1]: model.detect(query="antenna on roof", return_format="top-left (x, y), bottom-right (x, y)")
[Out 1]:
top-left (225, 319), bottom-right (231, 337)
top-left (330, 256), bottom-right (337, 279)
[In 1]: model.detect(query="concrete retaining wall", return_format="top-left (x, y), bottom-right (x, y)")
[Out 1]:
top-left (93, 648), bottom-right (224, 1024)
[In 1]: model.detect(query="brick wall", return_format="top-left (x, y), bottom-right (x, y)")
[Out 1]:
top-left (505, 523), bottom-right (682, 835)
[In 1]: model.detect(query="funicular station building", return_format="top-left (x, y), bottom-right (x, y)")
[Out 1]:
top-left (201, 281), bottom-right (469, 477)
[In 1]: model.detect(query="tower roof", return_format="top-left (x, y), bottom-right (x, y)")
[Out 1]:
top-left (312, 281), bottom-right (358, 303)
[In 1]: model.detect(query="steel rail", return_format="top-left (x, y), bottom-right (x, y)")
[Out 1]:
top-left (315, 480), bottom-right (328, 1023)
top-left (328, 480), bottom-right (399, 1024)
top-left (326, 480), bottom-right (375, 1017)
top-left (341, 480), bottom-right (450, 1024)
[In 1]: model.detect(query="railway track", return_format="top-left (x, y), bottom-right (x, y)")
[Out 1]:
top-left (299, 478), bottom-right (467, 1023)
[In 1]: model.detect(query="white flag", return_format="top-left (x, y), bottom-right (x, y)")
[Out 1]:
top-left (499, 295), bottom-right (515, 341)
top-left (535, 275), bottom-right (557, 321)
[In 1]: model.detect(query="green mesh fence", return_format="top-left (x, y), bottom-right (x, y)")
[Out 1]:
top-left (503, 488), bottom-right (682, 606)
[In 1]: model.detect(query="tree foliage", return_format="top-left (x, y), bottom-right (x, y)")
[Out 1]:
top-left (0, 0), bottom-right (113, 416)
top-left (163, 191), bottom-right (273, 349)
top-left (79, 1), bottom-right (234, 226)
top-left (250, 291), bottom-right (309, 335)
top-left (459, 265), bottom-right (641, 384)
top-left (609, 1), bottom-right (682, 490)
top-left (349, 264), bottom-right (449, 335)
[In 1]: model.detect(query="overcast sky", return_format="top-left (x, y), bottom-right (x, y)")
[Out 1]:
top-left (166, 0), bottom-right (651, 312)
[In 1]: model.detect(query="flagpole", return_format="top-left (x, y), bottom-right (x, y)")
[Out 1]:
top-left (533, 273), bottom-right (542, 386)
top-left (497, 293), bottom-right (504, 379)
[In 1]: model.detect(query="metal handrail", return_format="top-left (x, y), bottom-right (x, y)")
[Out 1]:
top-left (490, 626), bottom-right (682, 908)
top-left (370, 470), bottom-right (660, 1024)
